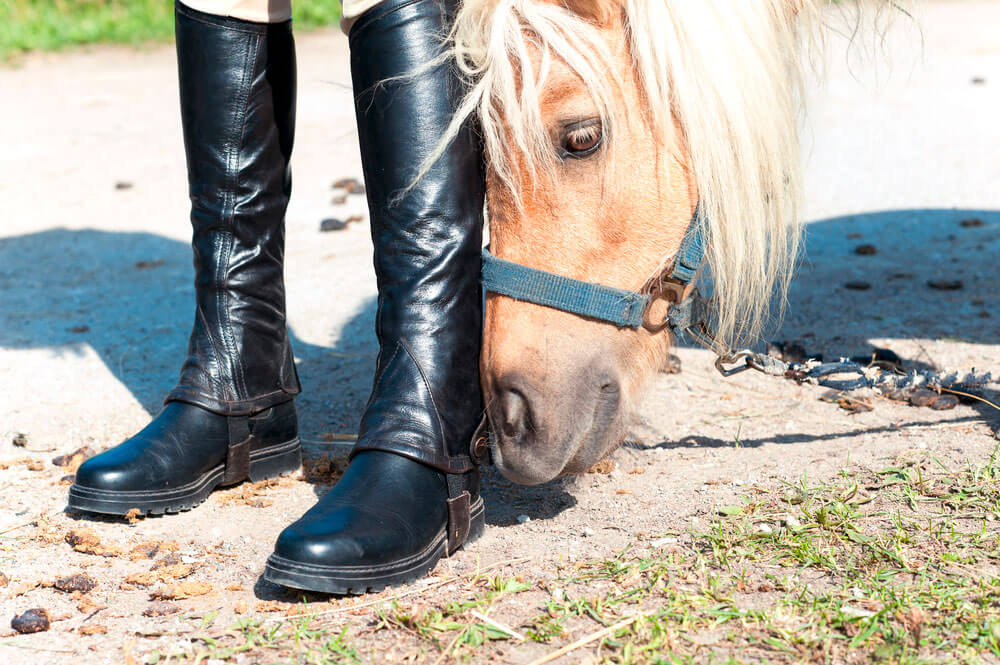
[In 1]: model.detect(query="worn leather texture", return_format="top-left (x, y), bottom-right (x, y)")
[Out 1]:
top-left (272, 450), bottom-right (463, 567)
top-left (167, 1), bottom-right (301, 416)
top-left (73, 400), bottom-right (297, 493)
top-left (347, 0), bottom-right (486, 473)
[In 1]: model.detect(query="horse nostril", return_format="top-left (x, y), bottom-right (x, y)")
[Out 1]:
top-left (496, 387), bottom-right (533, 442)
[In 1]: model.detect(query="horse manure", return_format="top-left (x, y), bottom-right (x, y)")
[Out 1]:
top-left (851, 347), bottom-right (903, 372)
top-left (662, 353), bottom-right (682, 374)
top-left (960, 217), bottom-right (984, 227)
top-left (331, 178), bottom-right (365, 195)
top-left (854, 244), bottom-right (877, 255)
top-left (843, 281), bottom-right (870, 291)
top-left (319, 218), bottom-right (348, 232)
top-left (142, 601), bottom-right (181, 617)
top-left (768, 340), bottom-right (820, 364)
top-left (821, 391), bottom-right (872, 413)
top-left (838, 396), bottom-right (873, 414)
top-left (11, 608), bottom-right (50, 634)
top-left (52, 446), bottom-right (94, 470)
top-left (54, 573), bottom-right (97, 594)
top-left (929, 394), bottom-right (959, 410)
top-left (908, 389), bottom-right (936, 407)
top-left (12, 432), bottom-right (27, 447)
top-left (927, 279), bottom-right (963, 291)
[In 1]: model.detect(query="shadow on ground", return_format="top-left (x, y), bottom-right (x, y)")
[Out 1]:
top-left (1, 208), bottom-right (997, 514)
top-left (668, 207), bottom-right (1000, 439)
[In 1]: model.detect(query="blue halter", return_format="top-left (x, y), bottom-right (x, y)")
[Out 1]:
top-left (480, 209), bottom-right (708, 335)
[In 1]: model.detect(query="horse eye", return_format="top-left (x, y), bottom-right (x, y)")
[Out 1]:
top-left (560, 120), bottom-right (603, 159)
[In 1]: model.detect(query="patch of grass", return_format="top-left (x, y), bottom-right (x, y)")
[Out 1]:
top-left (0, 0), bottom-right (341, 60)
top-left (518, 445), bottom-right (1000, 663)
top-left (125, 446), bottom-right (1000, 664)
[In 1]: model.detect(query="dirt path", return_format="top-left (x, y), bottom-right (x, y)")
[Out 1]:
top-left (1, 3), bottom-right (998, 663)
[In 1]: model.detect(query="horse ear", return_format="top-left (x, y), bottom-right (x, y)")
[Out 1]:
top-left (557, 0), bottom-right (621, 27)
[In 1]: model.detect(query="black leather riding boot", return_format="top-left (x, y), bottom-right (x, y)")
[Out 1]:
top-left (264, 0), bottom-right (486, 594)
top-left (68, 2), bottom-right (301, 516)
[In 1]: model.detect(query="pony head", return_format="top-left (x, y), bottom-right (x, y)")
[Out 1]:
top-left (439, 0), bottom-right (825, 484)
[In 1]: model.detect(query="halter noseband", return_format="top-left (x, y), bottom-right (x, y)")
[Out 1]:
top-left (482, 206), bottom-right (722, 337)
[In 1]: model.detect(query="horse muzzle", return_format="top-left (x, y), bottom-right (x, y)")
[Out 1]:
top-left (485, 361), bottom-right (624, 485)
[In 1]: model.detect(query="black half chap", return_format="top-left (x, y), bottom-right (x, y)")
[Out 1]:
top-left (348, 0), bottom-right (485, 473)
top-left (167, 2), bottom-right (301, 415)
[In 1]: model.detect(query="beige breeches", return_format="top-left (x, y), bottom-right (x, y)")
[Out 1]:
top-left (181, 0), bottom-right (383, 25)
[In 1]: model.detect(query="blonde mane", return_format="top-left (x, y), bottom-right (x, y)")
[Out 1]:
top-left (430, 0), bottom-right (883, 350)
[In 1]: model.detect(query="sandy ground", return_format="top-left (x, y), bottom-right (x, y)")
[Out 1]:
top-left (0, 2), bottom-right (998, 663)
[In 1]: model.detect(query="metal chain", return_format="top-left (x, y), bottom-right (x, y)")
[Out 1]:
top-left (682, 321), bottom-right (996, 398)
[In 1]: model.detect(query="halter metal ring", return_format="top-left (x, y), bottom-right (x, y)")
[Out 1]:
top-left (641, 281), bottom-right (685, 333)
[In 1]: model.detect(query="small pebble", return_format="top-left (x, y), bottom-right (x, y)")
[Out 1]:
top-left (783, 514), bottom-right (802, 530)
top-left (650, 537), bottom-right (677, 547)
top-left (549, 587), bottom-right (566, 601)
top-left (753, 524), bottom-right (773, 535)
top-left (583, 527), bottom-right (595, 537)
top-left (516, 514), bottom-right (530, 524)
top-left (114, 181), bottom-right (134, 191)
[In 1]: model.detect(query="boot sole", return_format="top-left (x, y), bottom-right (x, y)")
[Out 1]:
top-left (262, 496), bottom-right (485, 595)
top-left (67, 438), bottom-right (301, 517)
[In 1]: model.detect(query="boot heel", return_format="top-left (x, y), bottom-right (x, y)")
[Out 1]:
top-left (249, 439), bottom-right (302, 482)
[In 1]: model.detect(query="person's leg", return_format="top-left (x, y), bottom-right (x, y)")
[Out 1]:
top-left (264, 0), bottom-right (486, 594)
top-left (182, 0), bottom-right (291, 23)
top-left (69, 1), bottom-right (301, 515)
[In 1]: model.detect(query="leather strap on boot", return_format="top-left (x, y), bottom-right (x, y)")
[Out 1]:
top-left (222, 416), bottom-right (253, 485)
top-left (445, 473), bottom-right (473, 554)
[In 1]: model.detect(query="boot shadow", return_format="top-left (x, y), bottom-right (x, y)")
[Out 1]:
top-left (0, 227), bottom-right (376, 464)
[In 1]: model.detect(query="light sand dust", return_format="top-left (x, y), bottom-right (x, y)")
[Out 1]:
top-left (1, 2), bottom-right (998, 662)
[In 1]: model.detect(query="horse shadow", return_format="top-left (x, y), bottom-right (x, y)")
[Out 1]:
top-left (0, 227), bottom-right (577, 529)
top-left (659, 207), bottom-right (1000, 448)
